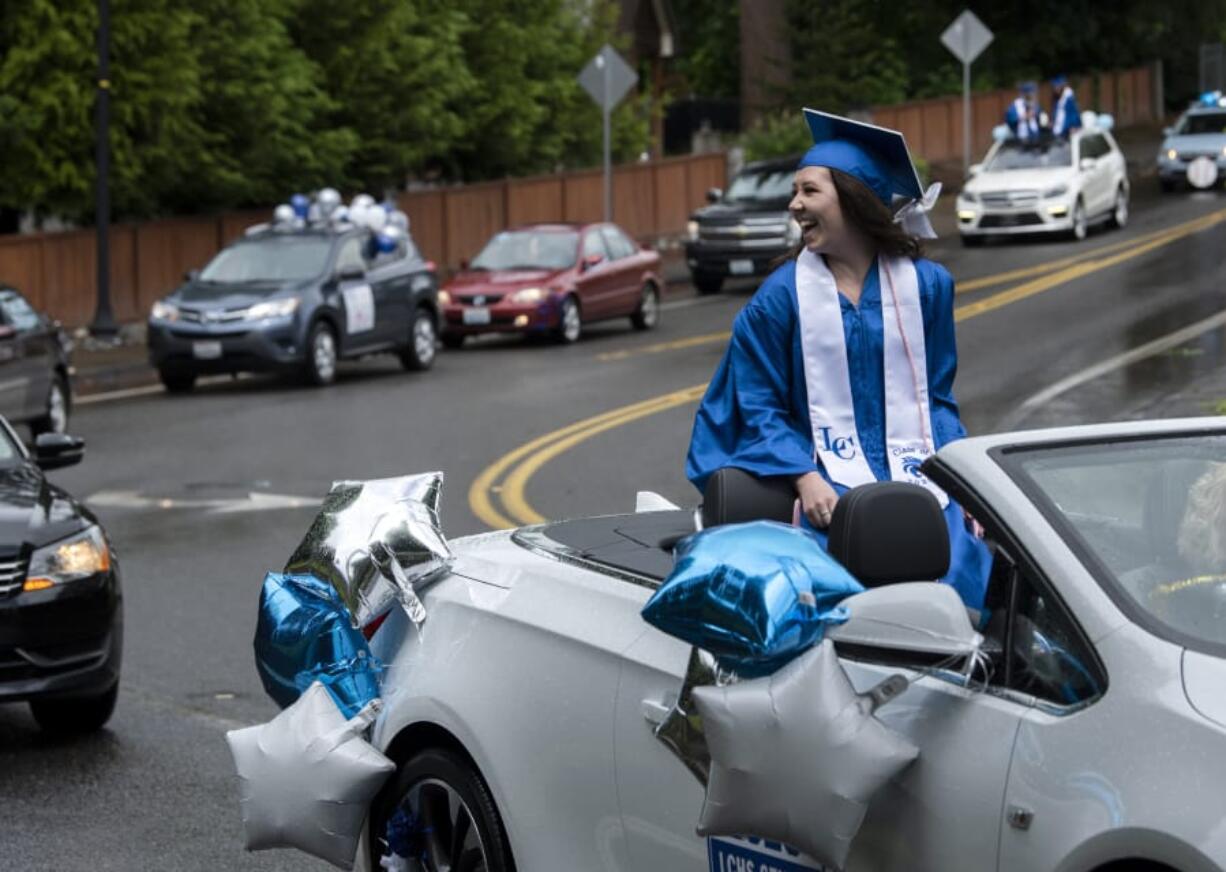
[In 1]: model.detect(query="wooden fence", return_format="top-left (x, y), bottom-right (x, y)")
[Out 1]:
top-left (0, 153), bottom-right (727, 328)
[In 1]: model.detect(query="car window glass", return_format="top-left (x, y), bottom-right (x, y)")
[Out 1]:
top-left (582, 231), bottom-right (609, 261)
top-left (335, 238), bottom-right (366, 274)
top-left (471, 230), bottom-right (578, 271)
top-left (986, 139), bottom-right (1073, 170)
top-left (0, 290), bottom-right (41, 332)
top-left (980, 550), bottom-right (1103, 707)
top-left (1180, 112), bottom-right (1226, 135)
top-left (200, 236), bottom-right (332, 282)
top-left (1080, 135), bottom-right (1106, 159)
top-left (725, 168), bottom-right (794, 203)
top-left (599, 226), bottom-right (634, 260)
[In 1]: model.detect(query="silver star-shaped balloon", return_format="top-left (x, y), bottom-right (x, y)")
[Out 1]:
top-left (653, 647), bottom-right (733, 785)
top-left (285, 472), bottom-right (451, 629)
top-left (692, 639), bottom-right (919, 869)
top-left (226, 682), bottom-right (395, 869)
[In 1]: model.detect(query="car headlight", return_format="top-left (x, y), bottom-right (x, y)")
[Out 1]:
top-left (686, 220), bottom-right (700, 241)
top-left (1167, 148), bottom-right (1178, 160)
top-left (150, 300), bottom-right (180, 322)
top-left (23, 526), bottom-right (111, 591)
top-left (509, 287), bottom-right (547, 304)
top-left (1042, 184), bottom-right (1068, 199)
top-left (785, 218), bottom-right (801, 244)
top-left (244, 297), bottom-right (300, 321)
top-left (959, 190), bottom-right (978, 202)
top-left (437, 289), bottom-right (452, 305)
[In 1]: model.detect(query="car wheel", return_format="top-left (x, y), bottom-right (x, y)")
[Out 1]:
top-left (159, 368), bottom-right (197, 394)
top-left (1069, 199), bottom-right (1088, 241)
top-left (1109, 186), bottom-right (1129, 228)
top-left (441, 333), bottom-right (466, 350)
top-left (693, 274), bottom-right (723, 295)
top-left (29, 683), bottom-right (118, 735)
top-left (960, 234), bottom-right (984, 248)
top-left (303, 321), bottom-right (338, 386)
top-left (400, 307), bottom-right (437, 372)
top-left (370, 748), bottom-right (513, 872)
top-left (30, 372), bottom-right (70, 436)
top-left (631, 283), bottom-right (660, 331)
top-left (555, 295), bottom-right (581, 344)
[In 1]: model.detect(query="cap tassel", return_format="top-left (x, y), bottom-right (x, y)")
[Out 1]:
top-left (894, 181), bottom-right (942, 239)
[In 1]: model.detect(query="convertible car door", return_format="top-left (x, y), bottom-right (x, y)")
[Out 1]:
top-left (615, 600), bottom-right (1029, 870)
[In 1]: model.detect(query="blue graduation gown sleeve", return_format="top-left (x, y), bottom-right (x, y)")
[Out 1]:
top-left (686, 266), bottom-right (816, 493)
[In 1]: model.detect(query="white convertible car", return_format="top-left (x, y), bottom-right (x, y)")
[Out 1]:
top-left (956, 120), bottom-right (1129, 245)
top-left (358, 419), bottom-right (1226, 872)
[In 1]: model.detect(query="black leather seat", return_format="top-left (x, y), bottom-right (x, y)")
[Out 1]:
top-left (701, 467), bottom-right (796, 529)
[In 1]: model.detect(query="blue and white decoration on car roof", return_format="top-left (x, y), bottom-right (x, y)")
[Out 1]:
top-left (261, 187), bottom-right (412, 255)
top-left (801, 108), bottom-right (943, 239)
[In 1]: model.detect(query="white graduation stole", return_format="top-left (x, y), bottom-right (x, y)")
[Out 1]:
top-left (795, 249), bottom-right (948, 507)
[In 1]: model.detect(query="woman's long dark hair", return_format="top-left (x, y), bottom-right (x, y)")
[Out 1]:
top-left (776, 167), bottom-right (922, 266)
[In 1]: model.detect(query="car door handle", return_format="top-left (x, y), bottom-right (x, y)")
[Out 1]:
top-left (641, 697), bottom-right (672, 726)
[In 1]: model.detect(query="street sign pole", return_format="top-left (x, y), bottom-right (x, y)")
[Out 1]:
top-left (602, 57), bottom-right (611, 221)
top-left (963, 59), bottom-right (971, 179)
top-left (578, 45), bottom-right (637, 224)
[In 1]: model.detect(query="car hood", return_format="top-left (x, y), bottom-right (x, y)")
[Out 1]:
top-left (1182, 649), bottom-right (1226, 728)
top-left (1163, 133), bottom-right (1226, 153)
top-left (175, 279), bottom-right (309, 305)
top-left (0, 463), bottom-right (93, 551)
top-left (444, 268), bottom-right (565, 291)
top-left (963, 167), bottom-right (1075, 194)
top-left (692, 200), bottom-right (790, 220)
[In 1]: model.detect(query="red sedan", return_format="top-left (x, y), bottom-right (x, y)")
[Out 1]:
top-left (439, 222), bottom-right (662, 347)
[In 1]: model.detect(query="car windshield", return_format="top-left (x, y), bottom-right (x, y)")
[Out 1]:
top-left (724, 168), bottom-right (793, 203)
top-left (985, 139), bottom-right (1073, 171)
top-left (1179, 112), bottom-right (1226, 135)
top-left (199, 236), bottom-right (333, 283)
top-left (1006, 434), bottom-right (1226, 652)
top-left (470, 230), bottom-right (578, 271)
top-left (0, 423), bottom-right (20, 464)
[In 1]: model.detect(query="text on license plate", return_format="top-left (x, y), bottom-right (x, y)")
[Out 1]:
top-left (708, 836), bottom-right (829, 871)
top-left (462, 307), bottom-right (491, 325)
top-left (729, 259), bottom-right (755, 275)
top-left (192, 340), bottom-right (223, 360)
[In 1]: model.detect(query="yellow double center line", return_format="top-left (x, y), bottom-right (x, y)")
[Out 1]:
top-left (471, 207), bottom-right (1226, 529)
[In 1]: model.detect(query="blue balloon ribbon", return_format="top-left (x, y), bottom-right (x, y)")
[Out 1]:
top-left (254, 572), bottom-right (383, 718)
top-left (642, 521), bottom-right (864, 677)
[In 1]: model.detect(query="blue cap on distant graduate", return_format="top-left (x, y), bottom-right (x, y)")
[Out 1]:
top-left (797, 108), bottom-right (940, 238)
top-left (1020, 80), bottom-right (1038, 94)
top-left (1050, 74), bottom-right (1068, 88)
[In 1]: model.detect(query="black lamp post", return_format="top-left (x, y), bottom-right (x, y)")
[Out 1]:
top-left (90, 0), bottom-right (117, 338)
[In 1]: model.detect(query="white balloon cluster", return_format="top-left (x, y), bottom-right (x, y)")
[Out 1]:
top-left (267, 189), bottom-right (412, 252)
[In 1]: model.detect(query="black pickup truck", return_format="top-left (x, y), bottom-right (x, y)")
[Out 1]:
top-left (683, 155), bottom-right (801, 295)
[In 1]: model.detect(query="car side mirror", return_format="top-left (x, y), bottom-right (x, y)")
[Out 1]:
top-left (34, 433), bottom-right (85, 471)
top-left (581, 253), bottom-right (604, 272)
top-left (826, 582), bottom-right (982, 659)
top-left (968, 163), bottom-right (983, 177)
top-left (183, 268), bottom-right (200, 282)
top-left (706, 186), bottom-right (723, 204)
top-left (1079, 156), bottom-right (1096, 171)
top-left (337, 264), bottom-right (366, 282)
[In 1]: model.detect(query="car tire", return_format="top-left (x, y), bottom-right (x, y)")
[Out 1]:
top-left (694, 274), bottom-right (723, 295)
top-left (1069, 199), bottom-right (1088, 241)
top-left (631, 283), bottom-right (660, 331)
top-left (369, 748), bottom-right (514, 872)
top-left (441, 333), bottom-right (466, 350)
top-left (159, 368), bottom-right (197, 394)
top-left (1109, 185), bottom-right (1129, 228)
top-left (29, 683), bottom-right (118, 735)
top-left (30, 372), bottom-right (70, 436)
top-left (1159, 178), bottom-right (1176, 193)
top-left (555, 295), bottom-right (581, 344)
top-left (302, 321), bottom-right (338, 386)
top-left (960, 234), bottom-right (984, 248)
top-left (399, 307), bottom-right (437, 372)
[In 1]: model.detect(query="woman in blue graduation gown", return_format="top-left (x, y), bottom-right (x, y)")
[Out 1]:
top-left (686, 110), bottom-right (990, 608)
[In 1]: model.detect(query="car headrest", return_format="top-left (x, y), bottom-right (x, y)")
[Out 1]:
top-left (827, 482), bottom-right (950, 586)
top-left (701, 467), bottom-right (795, 529)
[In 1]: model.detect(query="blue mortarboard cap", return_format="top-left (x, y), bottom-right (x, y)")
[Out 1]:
top-left (799, 108), bottom-right (923, 204)
top-left (1020, 81), bottom-right (1038, 94)
top-left (1050, 74), bottom-right (1068, 88)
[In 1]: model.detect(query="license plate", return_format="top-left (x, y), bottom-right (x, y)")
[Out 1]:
top-left (707, 837), bottom-right (829, 871)
top-left (729, 259), bottom-right (755, 275)
top-left (462, 307), bottom-right (491, 325)
top-left (192, 340), bottom-right (222, 360)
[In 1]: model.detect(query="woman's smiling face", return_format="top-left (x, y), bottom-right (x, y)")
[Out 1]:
top-left (789, 166), bottom-right (849, 253)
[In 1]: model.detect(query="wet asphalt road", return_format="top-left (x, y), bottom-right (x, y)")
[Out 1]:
top-left (2, 182), bottom-right (1226, 870)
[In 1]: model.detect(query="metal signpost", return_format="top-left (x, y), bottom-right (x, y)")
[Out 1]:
top-left (578, 44), bottom-right (638, 221)
top-left (940, 10), bottom-right (993, 179)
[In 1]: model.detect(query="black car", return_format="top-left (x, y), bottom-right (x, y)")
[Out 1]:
top-left (0, 423), bottom-right (121, 734)
top-left (146, 224), bottom-right (440, 391)
top-left (0, 285), bottom-right (72, 436)
top-left (683, 155), bottom-right (802, 295)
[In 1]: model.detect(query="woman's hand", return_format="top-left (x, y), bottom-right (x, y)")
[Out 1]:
top-left (796, 472), bottom-right (839, 528)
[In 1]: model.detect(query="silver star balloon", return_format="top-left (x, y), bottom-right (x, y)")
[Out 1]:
top-left (285, 472), bottom-right (451, 629)
top-left (692, 639), bottom-right (919, 869)
top-left (226, 682), bottom-right (395, 870)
